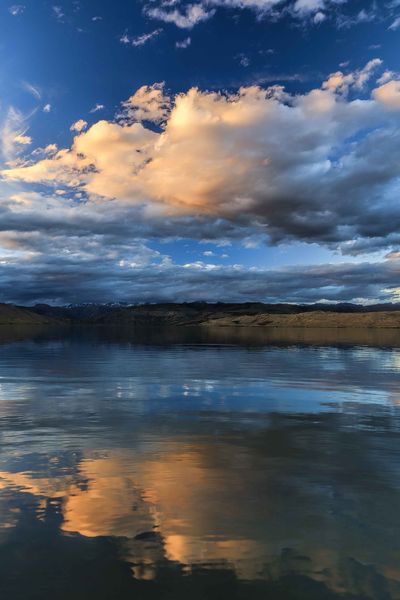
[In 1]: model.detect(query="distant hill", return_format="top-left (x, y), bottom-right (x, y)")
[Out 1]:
top-left (86, 303), bottom-right (400, 328)
top-left (0, 304), bottom-right (61, 325)
top-left (0, 301), bottom-right (399, 328)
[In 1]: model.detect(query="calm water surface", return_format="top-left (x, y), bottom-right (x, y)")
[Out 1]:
top-left (0, 326), bottom-right (400, 599)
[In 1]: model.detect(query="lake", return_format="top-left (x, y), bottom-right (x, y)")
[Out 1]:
top-left (0, 326), bottom-right (399, 599)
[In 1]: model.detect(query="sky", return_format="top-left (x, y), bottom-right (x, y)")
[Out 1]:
top-left (0, 0), bottom-right (400, 305)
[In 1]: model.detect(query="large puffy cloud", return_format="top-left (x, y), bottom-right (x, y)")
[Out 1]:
top-left (1, 62), bottom-right (400, 305)
top-left (3, 62), bottom-right (400, 252)
top-left (373, 80), bottom-right (400, 110)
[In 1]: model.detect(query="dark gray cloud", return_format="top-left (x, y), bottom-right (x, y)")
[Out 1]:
top-left (0, 242), bottom-right (398, 305)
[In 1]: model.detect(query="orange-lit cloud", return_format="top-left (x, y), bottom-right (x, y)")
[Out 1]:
top-left (3, 62), bottom-right (394, 225)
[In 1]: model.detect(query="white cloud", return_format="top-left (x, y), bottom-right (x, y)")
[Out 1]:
top-left (70, 119), bottom-right (88, 133)
top-left (146, 3), bottom-right (214, 29)
top-left (52, 5), bottom-right (64, 20)
top-left (322, 58), bottom-right (382, 93)
top-left (90, 103), bottom-right (105, 113)
top-left (14, 134), bottom-right (32, 145)
top-left (132, 28), bottom-right (163, 46)
top-left (9, 4), bottom-right (25, 16)
top-left (44, 144), bottom-right (58, 154)
top-left (373, 79), bottom-right (400, 110)
top-left (120, 29), bottom-right (163, 46)
top-left (176, 36), bottom-right (191, 48)
top-left (313, 11), bottom-right (326, 23)
top-left (21, 81), bottom-right (41, 100)
top-left (293, 0), bottom-right (324, 15)
top-left (119, 83), bottom-right (171, 124)
top-left (43, 103), bottom-right (52, 113)
top-left (377, 70), bottom-right (398, 85)
top-left (238, 53), bottom-right (250, 67)
top-left (146, 0), bottom-right (350, 28)
top-left (1, 106), bottom-right (33, 162)
top-left (389, 16), bottom-right (400, 30)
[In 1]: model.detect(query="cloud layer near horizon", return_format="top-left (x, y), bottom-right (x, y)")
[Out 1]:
top-left (0, 243), bottom-right (398, 305)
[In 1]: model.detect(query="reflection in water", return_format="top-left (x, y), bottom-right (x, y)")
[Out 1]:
top-left (0, 327), bottom-right (400, 599)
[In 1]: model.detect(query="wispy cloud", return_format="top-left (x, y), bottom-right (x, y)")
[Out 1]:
top-left (52, 5), bottom-right (65, 21)
top-left (90, 103), bottom-right (105, 113)
top-left (9, 4), bottom-right (25, 16)
top-left (21, 81), bottom-right (41, 100)
top-left (389, 15), bottom-right (400, 29)
top-left (145, 0), bottom-right (352, 29)
top-left (120, 28), bottom-right (163, 46)
top-left (176, 36), bottom-right (191, 48)
top-left (1, 106), bottom-right (33, 162)
top-left (132, 28), bottom-right (163, 46)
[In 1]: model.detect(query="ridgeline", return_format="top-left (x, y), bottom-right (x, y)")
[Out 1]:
top-left (1, 302), bottom-right (400, 328)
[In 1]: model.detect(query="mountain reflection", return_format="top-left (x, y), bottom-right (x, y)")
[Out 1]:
top-left (0, 328), bottom-right (400, 599)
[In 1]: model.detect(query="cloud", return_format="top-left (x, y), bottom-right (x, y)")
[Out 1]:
top-left (313, 11), bottom-right (326, 23)
top-left (21, 81), bottom-right (41, 100)
top-left (238, 53), bottom-right (250, 67)
top-left (119, 33), bottom-right (131, 44)
top-left (120, 29), bottom-right (163, 46)
top-left (322, 58), bottom-right (382, 92)
top-left (145, 0), bottom-right (350, 29)
top-left (6, 60), bottom-right (400, 258)
top-left (119, 82), bottom-right (171, 124)
top-left (0, 181), bottom-right (397, 304)
top-left (336, 5), bottom-right (380, 28)
top-left (145, 3), bottom-right (214, 29)
top-left (1, 106), bottom-right (34, 162)
top-left (176, 36), bottom-right (191, 48)
top-left (13, 134), bottom-right (32, 145)
top-left (0, 229), bottom-right (398, 304)
top-left (388, 16), bottom-right (400, 30)
top-left (9, 4), bottom-right (25, 16)
top-left (52, 5), bottom-right (65, 21)
top-left (70, 119), bottom-right (88, 133)
top-left (90, 103), bottom-right (105, 113)
top-left (373, 79), bottom-right (400, 110)
top-left (132, 28), bottom-right (163, 46)
top-left (293, 0), bottom-right (324, 14)
top-left (43, 103), bottom-right (52, 113)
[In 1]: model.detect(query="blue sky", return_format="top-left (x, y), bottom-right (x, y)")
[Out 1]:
top-left (0, 0), bottom-right (400, 304)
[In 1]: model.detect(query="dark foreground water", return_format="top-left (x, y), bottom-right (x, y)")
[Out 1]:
top-left (0, 326), bottom-right (400, 600)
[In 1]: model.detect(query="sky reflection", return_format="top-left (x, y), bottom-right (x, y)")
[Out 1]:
top-left (0, 329), bottom-right (400, 598)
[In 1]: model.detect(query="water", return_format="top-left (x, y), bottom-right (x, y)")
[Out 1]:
top-left (0, 326), bottom-right (399, 599)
